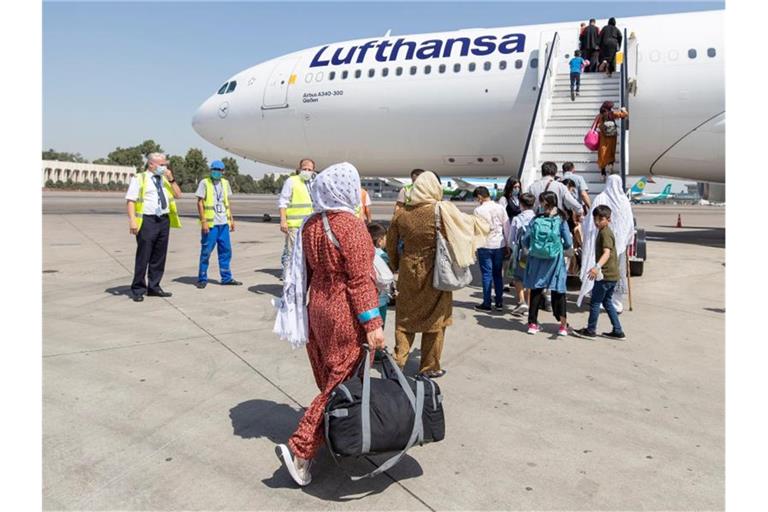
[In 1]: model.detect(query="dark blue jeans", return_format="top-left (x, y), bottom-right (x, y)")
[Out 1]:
top-left (477, 248), bottom-right (505, 307)
top-left (570, 72), bottom-right (581, 94)
top-left (588, 279), bottom-right (623, 334)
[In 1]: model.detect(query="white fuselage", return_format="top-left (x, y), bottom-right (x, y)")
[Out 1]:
top-left (192, 10), bottom-right (724, 183)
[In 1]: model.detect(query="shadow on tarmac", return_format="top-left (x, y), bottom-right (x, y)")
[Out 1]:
top-left (172, 276), bottom-right (221, 286)
top-left (646, 227), bottom-right (725, 248)
top-left (254, 267), bottom-right (283, 279)
top-left (105, 285), bottom-right (132, 297)
top-left (249, 284), bottom-right (284, 297)
top-left (229, 399), bottom-right (424, 500)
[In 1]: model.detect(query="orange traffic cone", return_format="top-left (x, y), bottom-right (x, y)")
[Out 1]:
top-left (676, 214), bottom-right (683, 228)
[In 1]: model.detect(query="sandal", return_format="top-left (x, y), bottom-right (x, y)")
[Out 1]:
top-left (421, 369), bottom-right (446, 379)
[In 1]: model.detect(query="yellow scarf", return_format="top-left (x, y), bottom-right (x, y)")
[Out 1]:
top-left (410, 172), bottom-right (490, 267)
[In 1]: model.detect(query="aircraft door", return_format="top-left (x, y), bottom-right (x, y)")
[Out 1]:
top-left (262, 57), bottom-right (300, 109)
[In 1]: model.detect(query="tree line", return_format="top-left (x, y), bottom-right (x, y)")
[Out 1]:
top-left (42, 141), bottom-right (290, 194)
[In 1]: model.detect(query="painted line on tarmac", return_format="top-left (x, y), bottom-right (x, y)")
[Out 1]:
top-left (42, 334), bottom-right (212, 359)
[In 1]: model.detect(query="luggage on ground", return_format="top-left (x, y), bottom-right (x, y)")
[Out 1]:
top-left (324, 345), bottom-right (445, 480)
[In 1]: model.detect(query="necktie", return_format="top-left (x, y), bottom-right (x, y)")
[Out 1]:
top-left (153, 175), bottom-right (168, 210)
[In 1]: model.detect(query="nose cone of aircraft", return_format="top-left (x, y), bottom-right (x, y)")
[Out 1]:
top-left (191, 97), bottom-right (220, 145)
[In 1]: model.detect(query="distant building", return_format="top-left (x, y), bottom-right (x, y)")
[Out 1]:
top-left (42, 160), bottom-right (136, 186)
top-left (360, 177), bottom-right (402, 198)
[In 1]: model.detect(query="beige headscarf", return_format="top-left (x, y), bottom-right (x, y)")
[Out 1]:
top-left (410, 171), bottom-right (490, 267)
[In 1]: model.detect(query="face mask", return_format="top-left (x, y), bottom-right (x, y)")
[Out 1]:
top-left (512, 189), bottom-right (520, 197)
top-left (154, 165), bottom-right (166, 176)
top-left (211, 170), bottom-right (223, 180)
top-left (300, 170), bottom-right (314, 181)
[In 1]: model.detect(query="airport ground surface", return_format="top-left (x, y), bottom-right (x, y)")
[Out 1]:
top-left (43, 192), bottom-right (725, 511)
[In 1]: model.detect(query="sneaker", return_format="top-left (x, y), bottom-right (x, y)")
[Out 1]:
top-left (527, 323), bottom-right (541, 335)
top-left (558, 325), bottom-right (569, 337)
top-left (570, 90), bottom-right (575, 101)
top-left (493, 303), bottom-right (504, 312)
top-left (275, 444), bottom-right (312, 486)
top-left (601, 331), bottom-right (627, 340)
top-left (572, 328), bottom-right (597, 340)
top-left (576, 91), bottom-right (580, 96)
top-left (511, 304), bottom-right (529, 316)
top-left (196, 281), bottom-right (207, 289)
top-left (474, 304), bottom-right (493, 312)
top-left (222, 279), bottom-right (243, 286)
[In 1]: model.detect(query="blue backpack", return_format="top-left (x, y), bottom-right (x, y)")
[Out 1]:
top-left (528, 216), bottom-right (563, 259)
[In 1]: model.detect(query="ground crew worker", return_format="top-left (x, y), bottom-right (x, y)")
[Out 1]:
top-left (358, 187), bottom-right (373, 224)
top-left (125, 152), bottom-right (182, 302)
top-left (195, 160), bottom-right (242, 288)
top-left (394, 168), bottom-right (425, 212)
top-left (278, 158), bottom-right (316, 276)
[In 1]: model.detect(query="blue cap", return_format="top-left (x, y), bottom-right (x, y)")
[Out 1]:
top-left (210, 160), bottom-right (225, 170)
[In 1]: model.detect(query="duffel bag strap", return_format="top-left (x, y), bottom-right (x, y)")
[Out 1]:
top-left (351, 380), bottom-right (425, 481)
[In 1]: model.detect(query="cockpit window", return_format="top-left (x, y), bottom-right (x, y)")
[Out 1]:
top-left (217, 83), bottom-right (228, 95)
top-left (226, 81), bottom-right (237, 93)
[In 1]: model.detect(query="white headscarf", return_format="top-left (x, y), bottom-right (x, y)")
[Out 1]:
top-left (577, 175), bottom-right (635, 306)
top-left (273, 162), bottom-right (362, 348)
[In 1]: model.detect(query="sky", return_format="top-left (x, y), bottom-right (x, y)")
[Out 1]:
top-left (43, 0), bottom-right (723, 185)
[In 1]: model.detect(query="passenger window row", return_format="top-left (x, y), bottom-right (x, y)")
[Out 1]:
top-left (217, 81), bottom-right (238, 95)
top-left (308, 58), bottom-right (531, 83)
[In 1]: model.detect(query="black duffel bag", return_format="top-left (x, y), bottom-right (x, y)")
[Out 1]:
top-left (324, 345), bottom-right (445, 480)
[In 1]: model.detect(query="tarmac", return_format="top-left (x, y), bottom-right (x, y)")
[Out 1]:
top-left (42, 193), bottom-right (725, 511)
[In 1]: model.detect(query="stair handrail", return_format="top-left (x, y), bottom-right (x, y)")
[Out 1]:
top-left (620, 27), bottom-right (629, 191)
top-left (517, 31), bottom-right (560, 182)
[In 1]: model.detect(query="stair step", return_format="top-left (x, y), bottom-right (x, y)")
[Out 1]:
top-left (542, 135), bottom-right (614, 144)
top-left (547, 120), bottom-right (597, 128)
top-left (551, 102), bottom-right (614, 110)
top-left (551, 96), bottom-right (619, 103)
top-left (539, 152), bottom-right (614, 162)
top-left (551, 90), bottom-right (619, 99)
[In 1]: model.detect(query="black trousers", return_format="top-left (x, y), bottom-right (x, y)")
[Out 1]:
top-left (528, 288), bottom-right (567, 325)
top-left (586, 50), bottom-right (599, 72)
top-left (131, 214), bottom-right (170, 296)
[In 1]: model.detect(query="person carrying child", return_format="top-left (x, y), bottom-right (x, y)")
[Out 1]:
top-left (522, 191), bottom-right (573, 337)
top-left (568, 50), bottom-right (590, 101)
top-left (572, 205), bottom-right (627, 340)
top-left (507, 192), bottom-right (536, 316)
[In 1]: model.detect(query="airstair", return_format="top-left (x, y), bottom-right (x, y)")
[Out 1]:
top-left (518, 29), bottom-right (633, 200)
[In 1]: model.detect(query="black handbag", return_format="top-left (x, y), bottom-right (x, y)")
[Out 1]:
top-left (324, 345), bottom-right (445, 480)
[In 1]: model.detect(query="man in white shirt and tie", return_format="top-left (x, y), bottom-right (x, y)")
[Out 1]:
top-left (125, 153), bottom-right (182, 302)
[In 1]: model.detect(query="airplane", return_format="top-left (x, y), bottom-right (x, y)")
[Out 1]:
top-left (632, 184), bottom-right (674, 204)
top-left (628, 176), bottom-right (650, 197)
top-left (192, 10), bottom-right (724, 190)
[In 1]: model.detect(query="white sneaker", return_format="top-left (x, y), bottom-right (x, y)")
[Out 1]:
top-left (558, 325), bottom-right (569, 337)
top-left (527, 323), bottom-right (541, 335)
top-left (275, 444), bottom-right (312, 486)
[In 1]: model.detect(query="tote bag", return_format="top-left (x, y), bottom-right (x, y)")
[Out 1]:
top-left (432, 205), bottom-right (472, 291)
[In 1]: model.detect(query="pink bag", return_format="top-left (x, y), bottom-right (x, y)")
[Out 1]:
top-left (584, 118), bottom-right (600, 151)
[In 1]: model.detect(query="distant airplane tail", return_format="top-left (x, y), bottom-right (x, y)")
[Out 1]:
top-left (629, 177), bottom-right (648, 196)
top-left (658, 184), bottom-right (673, 198)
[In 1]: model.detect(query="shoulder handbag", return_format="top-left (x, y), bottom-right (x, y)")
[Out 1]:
top-left (584, 117), bottom-right (600, 151)
top-left (432, 204), bottom-right (472, 291)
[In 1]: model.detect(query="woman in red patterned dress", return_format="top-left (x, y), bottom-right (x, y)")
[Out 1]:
top-left (274, 162), bottom-right (385, 486)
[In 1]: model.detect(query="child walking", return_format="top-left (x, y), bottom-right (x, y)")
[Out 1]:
top-left (573, 205), bottom-right (627, 340)
top-left (568, 50), bottom-right (589, 101)
top-left (522, 191), bottom-right (573, 336)
top-left (508, 192), bottom-right (536, 316)
top-left (368, 223), bottom-right (392, 325)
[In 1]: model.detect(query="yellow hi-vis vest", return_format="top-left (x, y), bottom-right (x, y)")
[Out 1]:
top-left (135, 172), bottom-right (181, 230)
top-left (200, 177), bottom-right (232, 226)
top-left (286, 175), bottom-right (313, 228)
